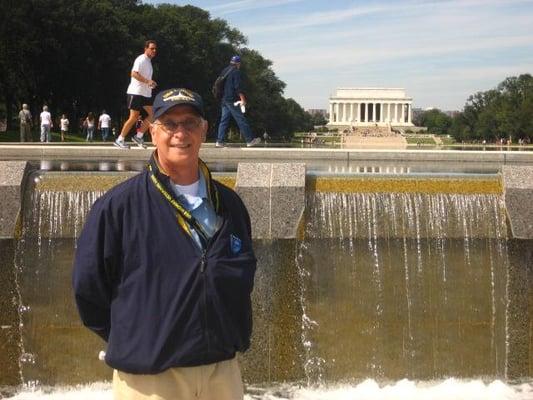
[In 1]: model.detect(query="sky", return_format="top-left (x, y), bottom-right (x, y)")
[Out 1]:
top-left (145, 0), bottom-right (533, 111)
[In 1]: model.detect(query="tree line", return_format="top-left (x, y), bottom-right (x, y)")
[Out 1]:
top-left (0, 0), bottom-right (313, 138)
top-left (415, 74), bottom-right (533, 143)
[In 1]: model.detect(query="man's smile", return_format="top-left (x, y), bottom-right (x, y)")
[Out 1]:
top-left (169, 143), bottom-right (191, 148)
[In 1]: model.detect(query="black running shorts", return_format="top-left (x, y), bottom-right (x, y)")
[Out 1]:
top-left (127, 94), bottom-right (153, 111)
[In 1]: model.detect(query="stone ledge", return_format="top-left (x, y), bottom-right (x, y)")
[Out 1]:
top-left (235, 163), bottom-right (306, 239)
top-left (503, 166), bottom-right (533, 239)
top-left (0, 161), bottom-right (29, 239)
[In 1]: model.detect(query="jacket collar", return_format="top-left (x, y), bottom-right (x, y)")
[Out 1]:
top-left (148, 152), bottom-right (220, 213)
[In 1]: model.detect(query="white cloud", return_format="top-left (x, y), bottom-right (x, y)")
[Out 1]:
top-left (269, 35), bottom-right (533, 75)
top-left (207, 0), bottom-right (304, 15)
top-left (239, 0), bottom-right (531, 34)
top-left (241, 4), bottom-right (390, 34)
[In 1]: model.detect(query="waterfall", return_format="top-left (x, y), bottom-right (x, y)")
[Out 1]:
top-left (7, 178), bottom-right (518, 387)
top-left (14, 181), bottom-right (107, 387)
top-left (296, 192), bottom-right (509, 383)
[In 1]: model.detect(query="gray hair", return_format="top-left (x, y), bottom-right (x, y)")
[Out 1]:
top-left (43, 105), bottom-right (48, 111)
top-left (22, 103), bottom-right (28, 109)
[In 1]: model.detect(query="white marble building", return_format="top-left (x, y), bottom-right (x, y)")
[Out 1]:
top-left (328, 88), bottom-right (413, 127)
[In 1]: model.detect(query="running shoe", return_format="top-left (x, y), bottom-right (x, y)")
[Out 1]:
top-left (246, 137), bottom-right (261, 147)
top-left (132, 135), bottom-right (147, 148)
top-left (114, 139), bottom-right (129, 149)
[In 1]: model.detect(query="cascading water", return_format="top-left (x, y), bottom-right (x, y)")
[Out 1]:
top-left (12, 174), bottom-right (109, 388)
top-left (4, 173), bottom-right (532, 399)
top-left (296, 191), bottom-right (510, 382)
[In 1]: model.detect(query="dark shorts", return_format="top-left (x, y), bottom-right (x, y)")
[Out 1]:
top-left (127, 94), bottom-right (153, 111)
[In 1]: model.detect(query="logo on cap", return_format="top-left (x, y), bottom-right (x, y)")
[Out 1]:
top-left (162, 89), bottom-right (195, 103)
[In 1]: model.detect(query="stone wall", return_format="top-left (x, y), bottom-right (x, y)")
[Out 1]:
top-left (0, 161), bottom-right (28, 239)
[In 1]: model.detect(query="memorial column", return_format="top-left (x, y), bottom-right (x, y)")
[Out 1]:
top-left (345, 103), bottom-right (349, 123)
top-left (342, 103), bottom-right (347, 123)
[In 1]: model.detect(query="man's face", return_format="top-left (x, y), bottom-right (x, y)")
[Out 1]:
top-left (145, 43), bottom-right (157, 59)
top-left (150, 105), bottom-right (206, 171)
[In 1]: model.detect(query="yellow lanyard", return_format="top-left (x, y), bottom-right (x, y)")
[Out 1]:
top-left (147, 161), bottom-right (219, 246)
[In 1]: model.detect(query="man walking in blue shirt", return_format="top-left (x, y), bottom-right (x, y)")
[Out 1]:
top-left (216, 55), bottom-right (261, 147)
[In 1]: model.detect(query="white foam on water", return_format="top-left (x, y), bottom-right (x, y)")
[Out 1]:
top-left (261, 379), bottom-right (533, 400)
top-left (8, 382), bottom-right (111, 400)
top-left (8, 379), bottom-right (533, 400)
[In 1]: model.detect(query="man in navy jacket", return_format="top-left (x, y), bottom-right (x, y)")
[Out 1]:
top-left (73, 88), bottom-right (257, 399)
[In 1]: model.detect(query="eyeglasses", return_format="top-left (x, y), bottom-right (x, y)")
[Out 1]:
top-left (153, 118), bottom-right (202, 134)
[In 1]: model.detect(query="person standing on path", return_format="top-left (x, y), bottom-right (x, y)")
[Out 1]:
top-left (39, 105), bottom-right (52, 143)
top-left (98, 110), bottom-right (112, 141)
top-left (60, 114), bottom-right (69, 142)
top-left (19, 104), bottom-right (33, 142)
top-left (215, 55), bottom-right (260, 148)
top-left (115, 40), bottom-right (158, 149)
top-left (73, 88), bottom-right (257, 400)
top-left (84, 112), bottom-right (96, 142)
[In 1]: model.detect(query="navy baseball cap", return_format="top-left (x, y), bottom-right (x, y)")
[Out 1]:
top-left (153, 88), bottom-right (205, 120)
top-left (230, 55), bottom-right (241, 64)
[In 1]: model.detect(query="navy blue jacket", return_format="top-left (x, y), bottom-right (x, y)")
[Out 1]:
top-left (72, 155), bottom-right (256, 374)
top-left (221, 66), bottom-right (243, 103)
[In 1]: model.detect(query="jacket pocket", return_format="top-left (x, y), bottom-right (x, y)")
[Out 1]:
top-left (208, 251), bottom-right (256, 350)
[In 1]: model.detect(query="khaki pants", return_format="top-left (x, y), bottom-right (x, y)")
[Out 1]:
top-left (112, 357), bottom-right (244, 400)
top-left (20, 124), bottom-right (32, 142)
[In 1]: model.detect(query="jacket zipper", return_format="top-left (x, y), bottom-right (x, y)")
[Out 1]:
top-left (200, 251), bottom-right (210, 354)
top-left (198, 218), bottom-right (225, 358)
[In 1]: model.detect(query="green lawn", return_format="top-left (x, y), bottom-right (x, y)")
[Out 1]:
top-left (441, 137), bottom-right (457, 145)
top-left (406, 137), bottom-right (436, 145)
top-left (1, 129), bottom-right (104, 143)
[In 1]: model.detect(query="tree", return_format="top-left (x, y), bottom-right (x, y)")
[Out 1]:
top-left (0, 1), bottom-right (309, 138)
top-left (309, 112), bottom-right (327, 126)
top-left (450, 74), bottom-right (533, 142)
top-left (418, 109), bottom-right (452, 135)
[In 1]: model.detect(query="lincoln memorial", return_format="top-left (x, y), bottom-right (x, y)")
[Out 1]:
top-left (328, 88), bottom-right (413, 128)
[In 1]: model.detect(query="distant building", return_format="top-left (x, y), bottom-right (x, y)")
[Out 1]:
top-left (328, 88), bottom-right (413, 128)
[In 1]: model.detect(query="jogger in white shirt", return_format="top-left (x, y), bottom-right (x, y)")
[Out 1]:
top-left (115, 40), bottom-right (158, 149)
